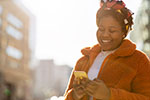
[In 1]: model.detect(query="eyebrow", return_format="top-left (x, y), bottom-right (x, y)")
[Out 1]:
top-left (99, 25), bottom-right (121, 29)
top-left (109, 26), bottom-right (121, 28)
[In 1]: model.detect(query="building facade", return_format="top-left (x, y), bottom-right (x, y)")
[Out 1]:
top-left (130, 0), bottom-right (150, 57)
top-left (0, 0), bottom-right (34, 99)
top-left (33, 60), bottom-right (72, 100)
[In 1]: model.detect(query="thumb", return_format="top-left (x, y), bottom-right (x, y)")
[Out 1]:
top-left (93, 78), bottom-right (103, 83)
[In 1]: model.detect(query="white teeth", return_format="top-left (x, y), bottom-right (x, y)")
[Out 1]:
top-left (102, 40), bottom-right (111, 43)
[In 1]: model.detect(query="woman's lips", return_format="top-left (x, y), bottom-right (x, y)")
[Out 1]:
top-left (102, 40), bottom-right (112, 43)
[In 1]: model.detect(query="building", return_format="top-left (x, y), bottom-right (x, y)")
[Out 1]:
top-left (32, 59), bottom-right (72, 100)
top-left (130, 0), bottom-right (150, 57)
top-left (0, 0), bottom-right (35, 100)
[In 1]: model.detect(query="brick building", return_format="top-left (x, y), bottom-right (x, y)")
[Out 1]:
top-left (0, 0), bottom-right (35, 100)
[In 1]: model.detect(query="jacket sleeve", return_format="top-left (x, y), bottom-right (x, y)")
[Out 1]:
top-left (64, 56), bottom-right (89, 100)
top-left (110, 56), bottom-right (150, 100)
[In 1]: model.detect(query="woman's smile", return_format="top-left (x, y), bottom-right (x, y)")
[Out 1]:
top-left (101, 40), bottom-right (112, 43)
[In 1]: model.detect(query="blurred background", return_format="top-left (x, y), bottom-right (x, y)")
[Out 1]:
top-left (0, 0), bottom-right (149, 100)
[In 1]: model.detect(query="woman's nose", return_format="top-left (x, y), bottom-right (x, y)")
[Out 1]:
top-left (102, 30), bottom-right (110, 37)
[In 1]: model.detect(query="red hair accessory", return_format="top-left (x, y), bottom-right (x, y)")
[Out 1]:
top-left (100, 0), bottom-right (133, 18)
top-left (100, 0), bottom-right (126, 10)
top-left (127, 11), bottom-right (132, 18)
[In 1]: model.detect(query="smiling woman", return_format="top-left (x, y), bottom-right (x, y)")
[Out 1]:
top-left (64, 0), bottom-right (150, 100)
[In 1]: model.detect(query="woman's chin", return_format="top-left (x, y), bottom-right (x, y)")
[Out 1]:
top-left (101, 46), bottom-right (116, 51)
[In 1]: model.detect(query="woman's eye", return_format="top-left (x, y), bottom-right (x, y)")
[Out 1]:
top-left (109, 30), bottom-right (116, 33)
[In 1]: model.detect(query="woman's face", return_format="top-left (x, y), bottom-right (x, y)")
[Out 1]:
top-left (97, 16), bottom-right (124, 51)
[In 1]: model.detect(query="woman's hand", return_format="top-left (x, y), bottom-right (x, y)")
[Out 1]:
top-left (81, 78), bottom-right (110, 100)
top-left (72, 78), bottom-right (86, 100)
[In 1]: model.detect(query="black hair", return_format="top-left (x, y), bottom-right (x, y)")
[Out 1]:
top-left (96, 7), bottom-right (134, 36)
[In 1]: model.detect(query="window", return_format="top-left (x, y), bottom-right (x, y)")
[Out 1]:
top-left (0, 17), bottom-right (2, 27)
top-left (7, 13), bottom-right (23, 28)
top-left (6, 25), bottom-right (23, 40)
top-left (6, 46), bottom-right (23, 59)
top-left (0, 5), bottom-right (3, 15)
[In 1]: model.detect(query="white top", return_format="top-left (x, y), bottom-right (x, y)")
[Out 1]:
top-left (88, 50), bottom-right (115, 80)
top-left (88, 50), bottom-right (115, 100)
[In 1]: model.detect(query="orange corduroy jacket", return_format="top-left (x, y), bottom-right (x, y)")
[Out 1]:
top-left (64, 39), bottom-right (150, 100)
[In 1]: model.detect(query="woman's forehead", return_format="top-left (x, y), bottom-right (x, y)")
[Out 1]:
top-left (99, 16), bottom-right (121, 27)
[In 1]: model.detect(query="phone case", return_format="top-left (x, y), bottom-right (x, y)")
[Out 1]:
top-left (73, 71), bottom-right (88, 79)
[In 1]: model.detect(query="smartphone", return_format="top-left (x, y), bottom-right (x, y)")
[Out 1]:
top-left (73, 71), bottom-right (88, 79)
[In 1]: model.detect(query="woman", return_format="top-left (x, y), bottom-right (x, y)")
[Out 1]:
top-left (64, 0), bottom-right (150, 100)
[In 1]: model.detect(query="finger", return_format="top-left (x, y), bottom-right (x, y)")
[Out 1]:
top-left (81, 77), bottom-right (89, 81)
top-left (73, 89), bottom-right (86, 99)
top-left (74, 84), bottom-right (85, 92)
top-left (73, 82), bottom-right (81, 88)
top-left (75, 88), bottom-right (84, 94)
top-left (85, 84), bottom-right (96, 93)
top-left (86, 83), bottom-right (95, 90)
top-left (73, 81), bottom-right (78, 88)
top-left (94, 79), bottom-right (105, 86)
top-left (77, 85), bottom-right (85, 89)
top-left (73, 79), bottom-right (77, 86)
top-left (80, 77), bottom-right (87, 83)
top-left (86, 80), bottom-right (98, 87)
top-left (74, 86), bottom-right (86, 95)
top-left (84, 87), bottom-right (94, 96)
top-left (85, 80), bottom-right (100, 93)
top-left (84, 81), bottom-right (97, 92)
top-left (74, 78), bottom-right (81, 84)
top-left (78, 88), bottom-right (85, 94)
top-left (80, 78), bottom-right (90, 86)
top-left (93, 78), bottom-right (103, 83)
top-left (73, 78), bottom-right (82, 87)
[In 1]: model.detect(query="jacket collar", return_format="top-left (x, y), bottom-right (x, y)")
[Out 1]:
top-left (81, 39), bottom-right (136, 57)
